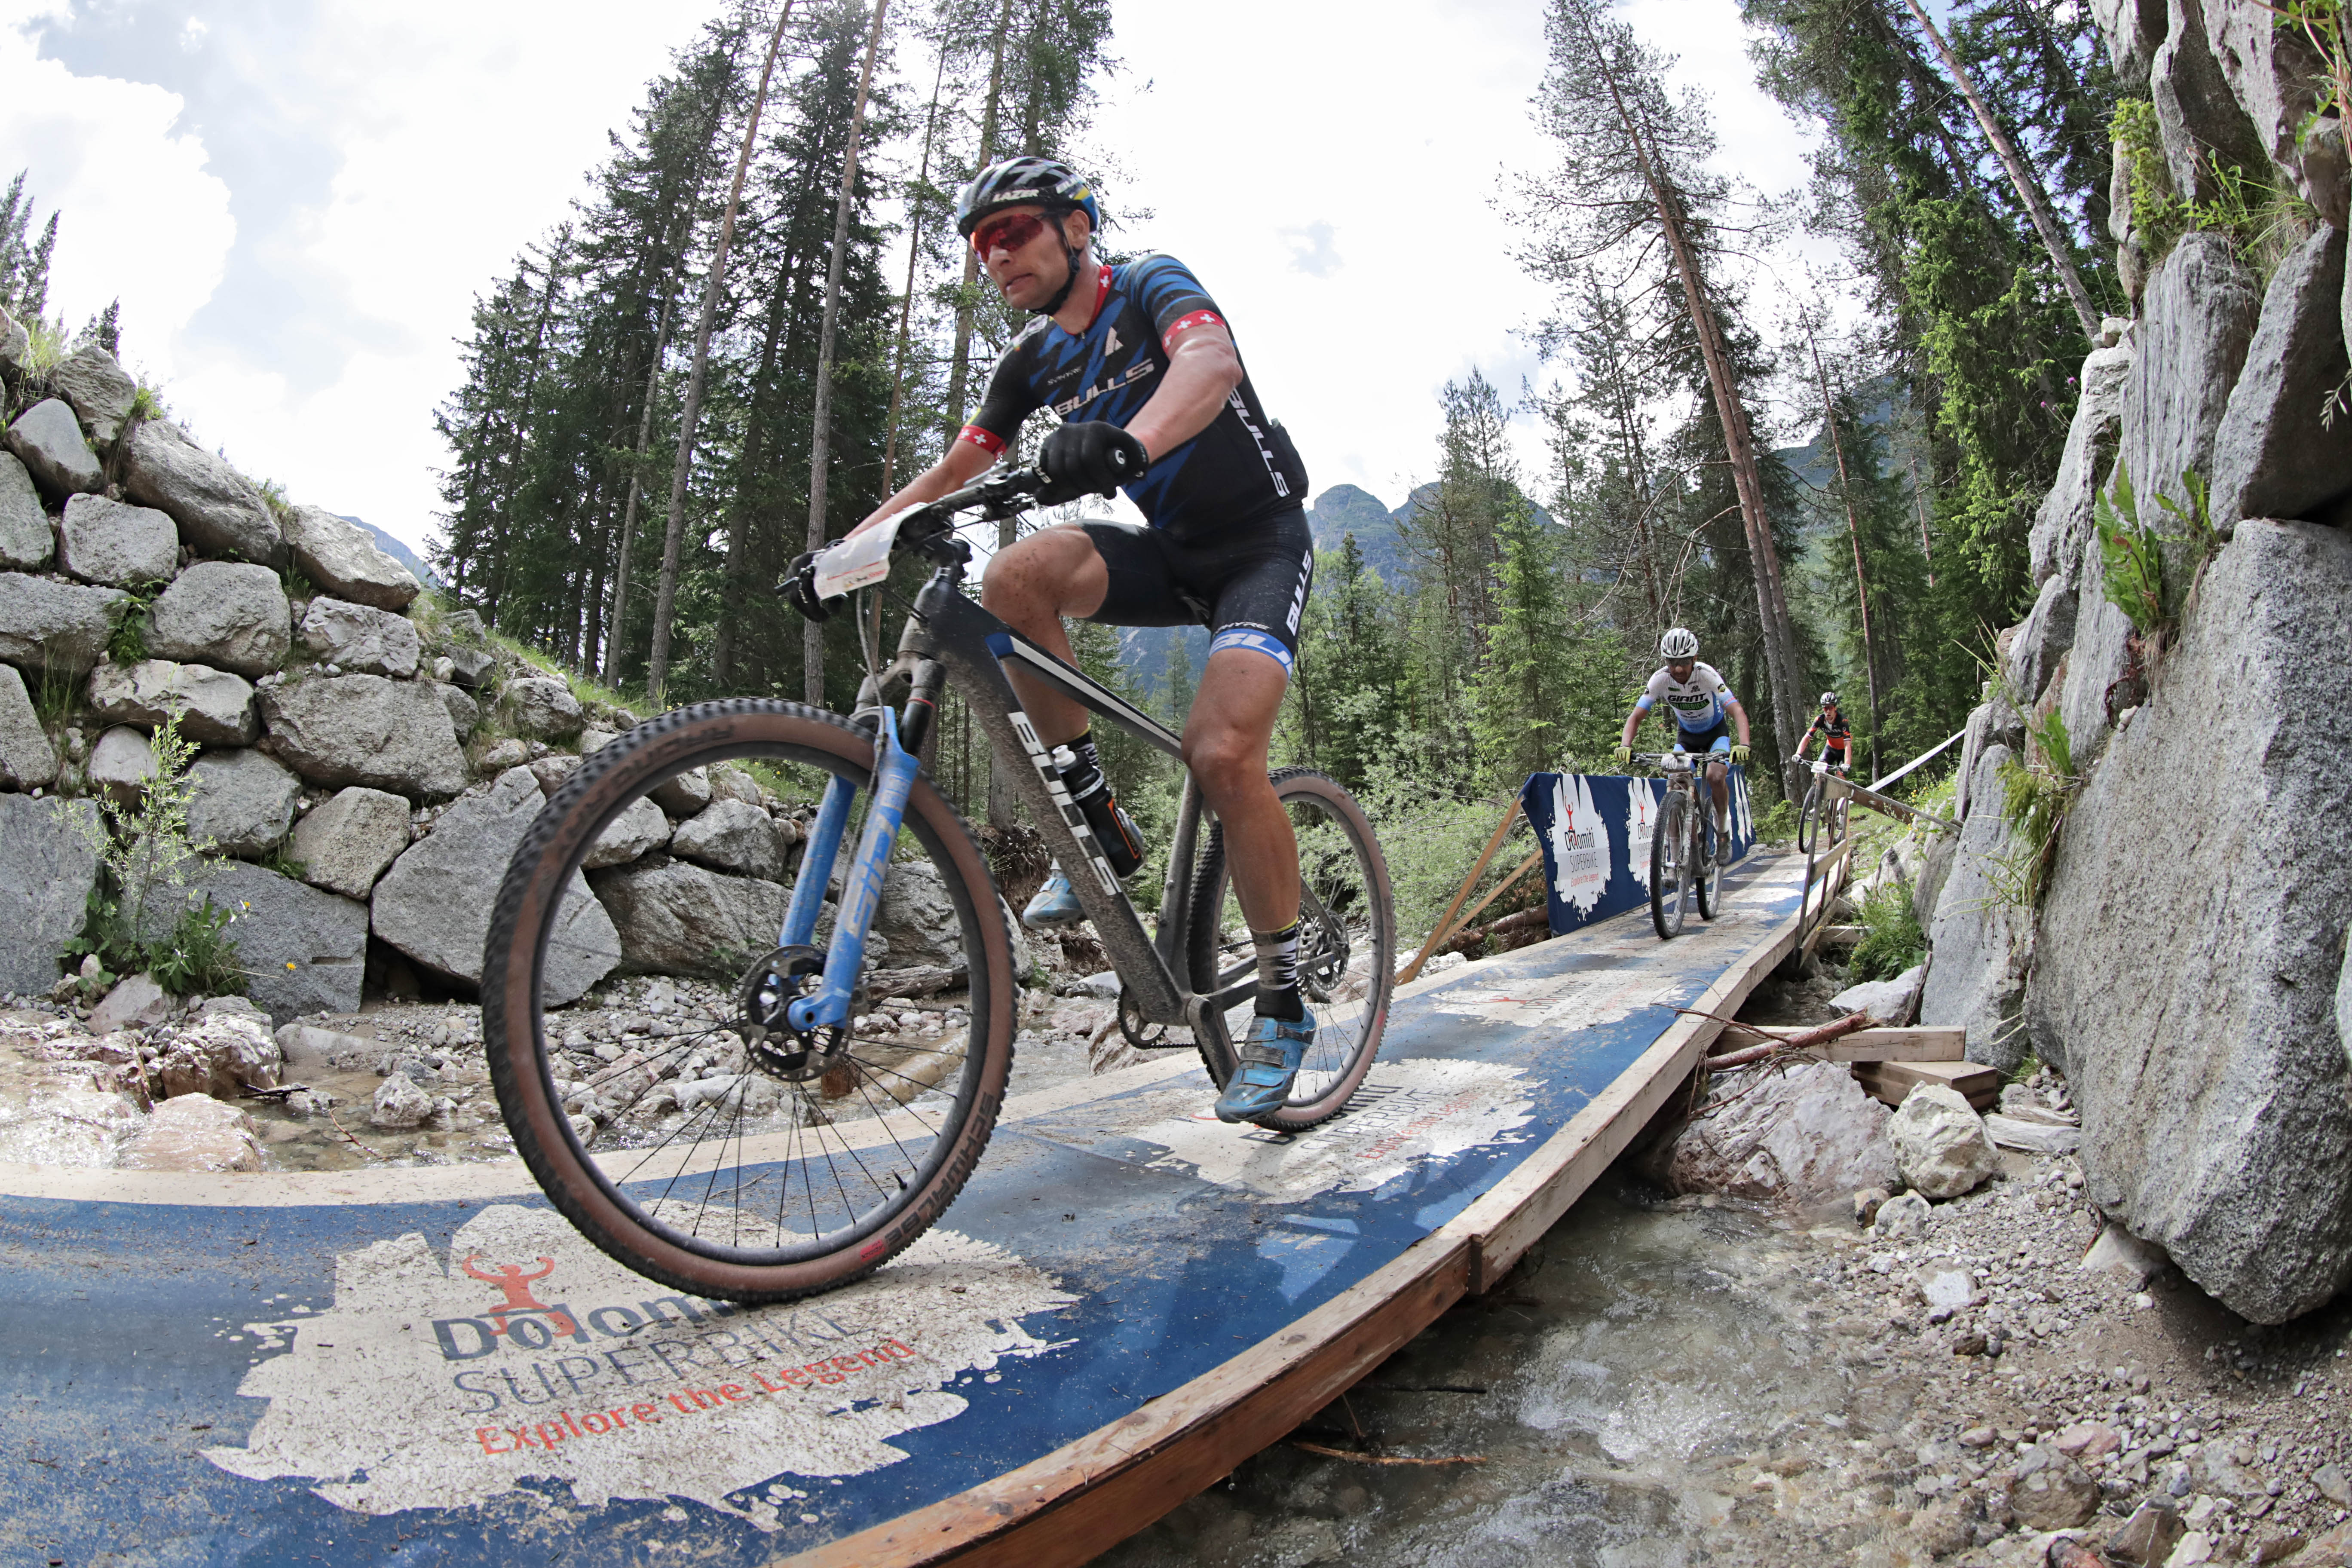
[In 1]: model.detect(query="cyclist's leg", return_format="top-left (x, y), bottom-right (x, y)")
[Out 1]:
top-left (977, 524), bottom-right (1113, 746)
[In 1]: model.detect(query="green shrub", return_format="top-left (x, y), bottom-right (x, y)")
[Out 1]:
top-left (1850, 876), bottom-right (1925, 982)
top-left (149, 898), bottom-right (245, 997)
top-left (2095, 460), bottom-right (2217, 641)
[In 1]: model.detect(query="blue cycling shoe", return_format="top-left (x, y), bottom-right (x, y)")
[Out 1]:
top-left (1213, 1009), bottom-right (1317, 1125)
top-left (1021, 870), bottom-right (1086, 931)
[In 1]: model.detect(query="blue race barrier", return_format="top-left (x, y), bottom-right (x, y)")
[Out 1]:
top-left (1519, 767), bottom-right (1755, 937)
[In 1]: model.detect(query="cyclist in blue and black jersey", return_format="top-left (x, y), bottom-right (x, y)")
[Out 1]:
top-left (1613, 628), bottom-right (1753, 848)
top-left (833, 156), bottom-right (1314, 1127)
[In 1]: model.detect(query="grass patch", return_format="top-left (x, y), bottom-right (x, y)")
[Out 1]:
top-left (105, 584), bottom-right (162, 665)
top-left (1850, 875), bottom-right (1925, 983)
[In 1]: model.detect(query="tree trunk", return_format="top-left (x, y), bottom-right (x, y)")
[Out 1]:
top-left (487, 233), bottom-right (571, 625)
top-left (941, 0), bottom-right (1016, 447)
top-left (803, 0), bottom-right (891, 707)
top-left (1812, 336), bottom-right (1883, 780)
top-left (880, 47), bottom-right (951, 498)
top-left (713, 249), bottom-right (804, 687)
top-left (1899, 0), bottom-right (2104, 341)
top-left (646, 0), bottom-right (797, 707)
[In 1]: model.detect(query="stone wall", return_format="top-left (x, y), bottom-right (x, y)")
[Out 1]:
top-left (1916, 0), bottom-right (2352, 1323)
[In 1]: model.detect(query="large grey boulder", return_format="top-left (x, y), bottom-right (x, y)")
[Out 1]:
top-left (434, 680), bottom-right (478, 739)
top-left (496, 675), bottom-right (583, 741)
top-left (590, 858), bottom-right (786, 979)
top-left (1920, 743), bottom-right (2035, 1071)
top-left (2211, 227), bottom-right (2352, 527)
top-left (1889, 1083), bottom-right (2001, 1200)
top-left (2004, 576), bottom-right (2077, 707)
top-left (2055, 576), bottom-right (2138, 770)
top-left (0, 451), bottom-right (50, 570)
top-left (1638, 1059), bottom-right (1895, 1204)
top-left (876, 858), bottom-right (966, 970)
top-left (0, 663), bottom-right (58, 787)
top-left (282, 505), bottom-right (420, 611)
top-left (0, 795), bottom-right (99, 996)
top-left (371, 766), bottom-right (617, 1001)
top-left (2028, 519), bottom-right (2352, 1323)
top-left (58, 493), bottom-right (178, 588)
top-left (48, 345), bottom-right (140, 448)
top-left (2029, 342), bottom-right (2132, 588)
top-left (2202, 0), bottom-right (2350, 226)
top-left (141, 859), bottom-right (369, 1024)
top-left (184, 747), bottom-right (302, 857)
top-left (2, 399), bottom-right (102, 498)
top-left (86, 658), bottom-right (257, 746)
top-left (2118, 232), bottom-right (2261, 515)
top-left (287, 785), bottom-right (410, 897)
top-left (297, 596), bottom-right (419, 678)
top-left (583, 795), bottom-right (670, 870)
top-left (648, 766), bottom-right (711, 817)
top-left (144, 561), bottom-right (291, 677)
top-left (2150, 0), bottom-right (2272, 205)
top-left (669, 797), bottom-right (783, 879)
top-left (1828, 962), bottom-right (1926, 1027)
top-left (0, 572), bottom-right (128, 677)
top-left (2093, 0), bottom-right (2167, 85)
top-left (120, 420), bottom-right (282, 566)
top-left (257, 672), bottom-right (467, 796)
top-left (88, 724), bottom-right (156, 801)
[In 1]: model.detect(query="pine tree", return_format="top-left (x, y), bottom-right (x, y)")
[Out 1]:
top-left (0, 171), bottom-right (58, 322)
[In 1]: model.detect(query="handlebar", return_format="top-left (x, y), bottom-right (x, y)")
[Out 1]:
top-left (884, 467), bottom-right (1054, 553)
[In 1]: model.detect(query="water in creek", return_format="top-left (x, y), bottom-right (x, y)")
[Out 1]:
top-left (1096, 1173), bottom-right (1924, 1568)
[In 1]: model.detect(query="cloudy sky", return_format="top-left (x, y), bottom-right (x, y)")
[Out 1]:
top-left (2, 0), bottom-right (1828, 554)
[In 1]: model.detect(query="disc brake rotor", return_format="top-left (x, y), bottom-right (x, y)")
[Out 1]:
top-left (737, 945), bottom-right (849, 1082)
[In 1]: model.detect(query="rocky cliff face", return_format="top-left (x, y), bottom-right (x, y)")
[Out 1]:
top-left (1920, 0), bottom-right (2352, 1324)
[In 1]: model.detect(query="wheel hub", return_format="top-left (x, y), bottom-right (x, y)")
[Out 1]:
top-left (735, 945), bottom-right (848, 1082)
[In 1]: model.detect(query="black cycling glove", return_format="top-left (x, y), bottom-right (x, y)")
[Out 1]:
top-left (1038, 421), bottom-right (1149, 500)
top-left (781, 551), bottom-right (841, 623)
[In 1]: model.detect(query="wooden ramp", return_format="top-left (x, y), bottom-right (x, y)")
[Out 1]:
top-left (0, 853), bottom-right (1813, 1568)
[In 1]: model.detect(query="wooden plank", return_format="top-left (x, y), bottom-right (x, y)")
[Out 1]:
top-left (1447, 893), bottom-right (1809, 1296)
top-left (1398, 799), bottom-right (1521, 986)
top-left (1853, 1058), bottom-right (1999, 1109)
top-left (1795, 1026), bottom-right (1965, 1063)
top-left (789, 1236), bottom-right (1473, 1568)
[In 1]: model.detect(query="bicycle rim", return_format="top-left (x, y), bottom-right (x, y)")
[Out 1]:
top-left (1698, 802), bottom-right (1724, 919)
top-left (1190, 769), bottom-right (1394, 1130)
top-left (1651, 791), bottom-right (1688, 939)
top-left (1798, 782), bottom-right (1820, 852)
top-left (481, 700), bottom-right (1017, 1303)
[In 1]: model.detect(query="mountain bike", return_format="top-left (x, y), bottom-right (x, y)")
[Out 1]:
top-left (1633, 750), bottom-right (1727, 939)
top-left (481, 468), bottom-right (1393, 1304)
top-left (1793, 753), bottom-right (1852, 855)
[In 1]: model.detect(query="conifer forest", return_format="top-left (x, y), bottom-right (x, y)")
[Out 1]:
top-left (423, 0), bottom-right (2123, 922)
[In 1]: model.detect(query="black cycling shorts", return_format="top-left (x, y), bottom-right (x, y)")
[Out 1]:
top-left (1675, 721), bottom-right (1733, 755)
top-left (1078, 508), bottom-right (1314, 677)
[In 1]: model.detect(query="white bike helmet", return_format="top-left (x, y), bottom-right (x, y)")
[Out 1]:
top-left (1820, 691), bottom-right (1838, 707)
top-left (1658, 627), bottom-right (1700, 660)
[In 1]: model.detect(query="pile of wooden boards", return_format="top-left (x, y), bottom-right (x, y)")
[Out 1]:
top-left (1785, 1024), bottom-right (2000, 1109)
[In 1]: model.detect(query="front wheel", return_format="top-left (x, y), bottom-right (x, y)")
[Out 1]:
top-left (1190, 769), bottom-right (1394, 1131)
top-left (481, 699), bottom-right (1018, 1304)
top-left (1651, 789), bottom-right (1691, 939)
top-left (1797, 778), bottom-right (1824, 853)
top-left (1696, 794), bottom-right (1724, 920)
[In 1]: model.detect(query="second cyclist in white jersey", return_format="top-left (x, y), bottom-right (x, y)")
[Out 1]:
top-left (1613, 627), bottom-right (1752, 850)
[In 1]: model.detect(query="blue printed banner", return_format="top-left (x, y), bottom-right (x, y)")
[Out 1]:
top-left (1519, 769), bottom-right (1755, 937)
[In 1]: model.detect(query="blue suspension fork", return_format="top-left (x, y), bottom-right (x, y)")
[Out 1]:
top-left (781, 708), bottom-right (923, 1035)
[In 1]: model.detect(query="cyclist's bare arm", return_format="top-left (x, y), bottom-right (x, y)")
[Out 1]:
top-left (1726, 699), bottom-right (1752, 749)
top-left (851, 438), bottom-right (998, 537)
top-left (1124, 322), bottom-right (1243, 461)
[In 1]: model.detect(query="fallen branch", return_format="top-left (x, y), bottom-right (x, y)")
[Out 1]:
top-left (1287, 1441), bottom-right (1487, 1467)
top-left (1675, 1007), bottom-right (1871, 1069)
top-left (325, 1102), bottom-right (388, 1161)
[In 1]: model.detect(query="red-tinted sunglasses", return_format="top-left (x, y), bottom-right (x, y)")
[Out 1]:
top-left (971, 211), bottom-right (1049, 257)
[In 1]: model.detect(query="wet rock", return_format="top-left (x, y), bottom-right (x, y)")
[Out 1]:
top-left (185, 746), bottom-right (302, 856)
top-left (287, 785), bottom-right (411, 897)
top-left (47, 343), bottom-right (140, 447)
top-left (2211, 227), bottom-right (2352, 528)
top-left (497, 676), bottom-right (582, 740)
top-left (876, 859), bottom-right (965, 970)
top-left (583, 795), bottom-right (669, 870)
top-left (591, 859), bottom-right (786, 980)
top-left (669, 798), bottom-right (784, 879)
top-left (647, 766), bottom-right (711, 818)
top-left (88, 972), bottom-right (172, 1034)
top-left (140, 859), bottom-right (368, 1023)
top-left (2030, 520), bottom-right (2352, 1323)
top-left (2031, 341), bottom-right (2132, 587)
top-left (1642, 1059), bottom-right (1896, 1204)
top-left (371, 766), bottom-right (618, 1002)
top-left (144, 561), bottom-right (291, 677)
top-left (0, 450), bottom-right (51, 569)
top-left (1826, 962), bottom-right (1923, 1026)
top-left (0, 795), bottom-right (100, 995)
top-left (1920, 744), bottom-right (2033, 1070)
top-left (0, 1078), bottom-right (142, 1166)
top-left (119, 1091), bottom-right (265, 1172)
top-left (369, 1072), bottom-right (433, 1130)
top-left (0, 571), bottom-right (129, 676)
top-left (86, 657), bottom-right (258, 746)
top-left (119, 420), bottom-right (282, 565)
top-left (2, 398), bottom-right (102, 497)
top-left (282, 505), bottom-right (420, 611)
top-left (258, 672), bottom-right (468, 796)
top-left (88, 724), bottom-right (156, 800)
top-left (1888, 1083), bottom-right (1999, 1200)
top-left (0, 662), bottom-right (58, 787)
top-left (296, 596), bottom-right (420, 678)
top-left (2008, 1442), bottom-right (2100, 1531)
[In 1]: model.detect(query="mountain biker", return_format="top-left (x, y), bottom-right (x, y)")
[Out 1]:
top-left (1612, 628), bottom-right (1752, 849)
top-left (1798, 692), bottom-right (1852, 775)
top-left (822, 156), bottom-right (1316, 1127)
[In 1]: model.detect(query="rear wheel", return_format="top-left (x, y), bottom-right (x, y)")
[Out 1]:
top-left (481, 700), bottom-right (1018, 1304)
top-left (1190, 769), bottom-right (1394, 1131)
top-left (1696, 791), bottom-right (1724, 920)
top-left (1650, 789), bottom-right (1691, 939)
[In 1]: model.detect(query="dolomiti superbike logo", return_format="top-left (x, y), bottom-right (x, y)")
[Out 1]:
top-left (205, 1205), bottom-right (1075, 1528)
top-left (1547, 774), bottom-right (1606, 916)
